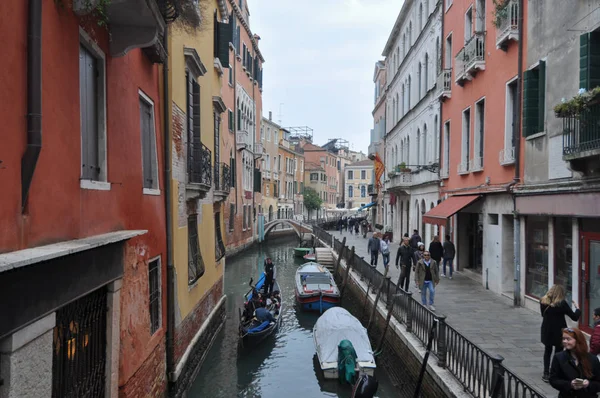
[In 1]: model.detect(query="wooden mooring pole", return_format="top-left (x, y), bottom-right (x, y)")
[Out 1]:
top-left (375, 276), bottom-right (393, 353)
top-left (367, 266), bottom-right (389, 333)
top-left (339, 246), bottom-right (355, 298)
top-left (334, 237), bottom-right (346, 278)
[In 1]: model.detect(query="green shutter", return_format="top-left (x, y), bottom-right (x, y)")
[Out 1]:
top-left (253, 168), bottom-right (261, 192)
top-left (538, 60), bottom-right (546, 133)
top-left (192, 81), bottom-right (201, 141)
top-left (590, 31), bottom-right (600, 89)
top-left (230, 157), bottom-right (236, 188)
top-left (580, 33), bottom-right (590, 90)
top-left (218, 22), bottom-right (232, 68)
top-left (522, 69), bottom-right (539, 137)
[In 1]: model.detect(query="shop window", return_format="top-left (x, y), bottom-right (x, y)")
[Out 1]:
top-left (554, 218), bottom-right (573, 303)
top-left (525, 216), bottom-right (549, 298)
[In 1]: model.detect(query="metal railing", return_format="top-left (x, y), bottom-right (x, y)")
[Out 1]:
top-left (219, 162), bottom-right (231, 192)
top-left (455, 47), bottom-right (466, 82)
top-left (464, 32), bottom-right (486, 73)
top-left (188, 142), bottom-right (212, 186)
top-left (214, 162), bottom-right (221, 191)
top-left (562, 102), bottom-right (600, 157)
top-left (312, 225), bottom-right (544, 398)
top-left (436, 68), bottom-right (452, 98)
top-left (499, 146), bottom-right (515, 165)
top-left (495, 0), bottom-right (519, 48)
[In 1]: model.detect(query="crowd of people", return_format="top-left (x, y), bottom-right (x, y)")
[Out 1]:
top-left (365, 229), bottom-right (456, 312)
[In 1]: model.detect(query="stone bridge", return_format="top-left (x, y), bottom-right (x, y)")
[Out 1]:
top-left (263, 219), bottom-right (313, 241)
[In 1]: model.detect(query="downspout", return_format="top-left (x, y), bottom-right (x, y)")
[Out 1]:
top-left (162, 26), bottom-right (176, 386)
top-left (251, 54), bottom-right (256, 239)
top-left (21, 0), bottom-right (42, 212)
top-left (233, 44), bottom-right (238, 217)
top-left (513, 0), bottom-right (525, 307)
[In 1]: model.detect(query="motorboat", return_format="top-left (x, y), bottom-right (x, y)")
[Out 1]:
top-left (293, 247), bottom-right (312, 258)
top-left (313, 307), bottom-right (376, 380)
top-left (238, 273), bottom-right (283, 346)
top-left (295, 262), bottom-right (340, 313)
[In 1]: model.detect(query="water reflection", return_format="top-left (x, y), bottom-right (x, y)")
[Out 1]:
top-left (188, 237), bottom-right (400, 398)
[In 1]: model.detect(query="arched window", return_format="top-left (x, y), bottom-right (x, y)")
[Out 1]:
top-left (392, 97), bottom-right (396, 124)
top-left (416, 129), bottom-right (421, 165)
top-left (424, 53), bottom-right (429, 92)
top-left (348, 185), bottom-right (353, 198)
top-left (409, 21), bottom-right (412, 45)
top-left (407, 75), bottom-right (412, 109)
top-left (406, 136), bottom-right (411, 165)
top-left (423, 123), bottom-right (428, 164)
top-left (419, 3), bottom-right (423, 32)
top-left (436, 38), bottom-right (441, 75)
top-left (417, 62), bottom-right (422, 100)
top-left (395, 93), bottom-right (400, 122)
top-left (434, 115), bottom-right (439, 163)
top-left (361, 185), bottom-right (366, 197)
top-left (399, 141), bottom-right (404, 163)
top-left (401, 84), bottom-right (405, 116)
top-left (402, 33), bottom-right (407, 56)
top-left (394, 144), bottom-right (398, 166)
top-left (425, 0), bottom-right (429, 19)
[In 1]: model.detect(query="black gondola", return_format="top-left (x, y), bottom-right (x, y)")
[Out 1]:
top-left (238, 273), bottom-right (283, 347)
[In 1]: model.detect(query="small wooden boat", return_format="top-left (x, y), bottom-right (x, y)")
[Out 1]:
top-left (294, 247), bottom-right (312, 258)
top-left (303, 251), bottom-right (316, 261)
top-left (238, 273), bottom-right (283, 346)
top-left (295, 262), bottom-right (340, 313)
top-left (313, 307), bottom-right (376, 380)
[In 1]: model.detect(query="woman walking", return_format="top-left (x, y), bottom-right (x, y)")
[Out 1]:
top-left (380, 235), bottom-right (391, 269)
top-left (549, 327), bottom-right (600, 396)
top-left (541, 285), bottom-right (581, 383)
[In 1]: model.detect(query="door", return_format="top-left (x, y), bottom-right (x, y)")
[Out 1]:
top-left (582, 233), bottom-right (600, 333)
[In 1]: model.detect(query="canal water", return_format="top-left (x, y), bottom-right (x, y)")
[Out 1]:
top-left (188, 236), bottom-right (406, 398)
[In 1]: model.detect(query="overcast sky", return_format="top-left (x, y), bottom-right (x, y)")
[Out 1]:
top-left (250, 0), bottom-right (401, 154)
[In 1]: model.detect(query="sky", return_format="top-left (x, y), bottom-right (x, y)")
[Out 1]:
top-left (249, 0), bottom-right (401, 154)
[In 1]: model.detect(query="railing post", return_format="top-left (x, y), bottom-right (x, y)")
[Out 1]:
top-left (490, 354), bottom-right (506, 398)
top-left (406, 292), bottom-right (413, 333)
top-left (385, 276), bottom-right (392, 308)
top-left (436, 315), bottom-right (447, 368)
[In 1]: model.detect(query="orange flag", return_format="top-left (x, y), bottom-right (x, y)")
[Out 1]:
top-left (374, 153), bottom-right (384, 189)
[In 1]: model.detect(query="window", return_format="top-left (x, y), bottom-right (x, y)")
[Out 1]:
top-left (186, 71), bottom-right (202, 184)
top-left (417, 62), bottom-right (422, 99)
top-left (525, 216), bottom-right (548, 298)
top-left (488, 214), bottom-right (499, 225)
top-left (214, 111), bottom-right (221, 179)
top-left (580, 31), bottom-right (600, 91)
top-left (423, 124), bottom-right (428, 164)
top-left (434, 115), bottom-right (439, 163)
top-left (465, 7), bottom-right (473, 44)
top-left (407, 75), bottom-right (412, 109)
top-left (242, 205), bottom-right (247, 230)
top-left (139, 93), bottom-right (159, 191)
top-left (79, 37), bottom-right (107, 186)
top-left (424, 53), bottom-right (429, 92)
top-left (462, 108), bottom-right (471, 170)
top-left (348, 170), bottom-right (353, 180)
top-left (474, 98), bottom-right (485, 170)
top-left (554, 218), bottom-right (573, 303)
top-left (348, 185), bottom-right (353, 198)
top-left (228, 109), bottom-right (234, 132)
top-left (310, 172), bottom-right (319, 181)
top-left (418, 3), bottom-right (423, 32)
top-left (215, 212), bottom-right (225, 261)
top-left (436, 38), bottom-right (441, 74)
top-left (229, 203), bottom-right (235, 231)
top-left (445, 0), bottom-right (453, 11)
top-left (361, 185), bottom-right (366, 197)
top-left (361, 170), bottom-right (366, 179)
top-left (416, 128), bottom-right (421, 165)
top-left (228, 65), bottom-right (233, 85)
top-left (504, 79), bottom-right (518, 156)
top-left (523, 61), bottom-right (546, 137)
top-left (445, 34), bottom-right (452, 69)
top-left (475, 0), bottom-right (485, 32)
top-left (148, 258), bottom-right (161, 334)
top-left (188, 214), bottom-right (205, 285)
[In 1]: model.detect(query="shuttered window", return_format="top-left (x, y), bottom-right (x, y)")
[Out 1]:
top-left (580, 32), bottom-right (600, 91)
top-left (186, 72), bottom-right (202, 182)
top-left (215, 212), bottom-right (225, 261)
top-left (253, 168), bottom-right (261, 192)
top-left (80, 45), bottom-right (100, 181)
top-left (229, 203), bottom-right (235, 231)
top-left (522, 61), bottom-right (546, 137)
top-left (188, 214), bottom-right (205, 285)
top-left (228, 110), bottom-right (234, 131)
top-left (140, 95), bottom-right (158, 190)
top-left (214, 13), bottom-right (232, 68)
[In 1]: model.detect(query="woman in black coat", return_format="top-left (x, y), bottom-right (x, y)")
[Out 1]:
top-left (550, 327), bottom-right (600, 397)
top-left (428, 235), bottom-right (444, 265)
top-left (541, 284), bottom-right (581, 382)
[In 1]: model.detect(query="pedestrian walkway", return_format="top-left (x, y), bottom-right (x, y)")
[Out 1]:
top-left (333, 228), bottom-right (554, 397)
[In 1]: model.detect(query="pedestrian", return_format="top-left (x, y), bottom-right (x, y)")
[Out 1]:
top-left (380, 235), bottom-right (391, 269)
top-left (414, 250), bottom-right (439, 311)
top-left (367, 233), bottom-right (380, 267)
top-left (442, 234), bottom-right (456, 279)
top-left (549, 327), bottom-right (600, 395)
top-left (590, 308), bottom-right (600, 358)
top-left (354, 221), bottom-right (360, 235)
top-left (428, 235), bottom-right (443, 265)
top-left (540, 284), bottom-right (581, 383)
top-left (395, 237), bottom-right (414, 291)
top-left (264, 257), bottom-right (277, 296)
top-left (414, 242), bottom-right (426, 265)
top-left (410, 229), bottom-right (422, 250)
top-left (349, 217), bottom-right (354, 234)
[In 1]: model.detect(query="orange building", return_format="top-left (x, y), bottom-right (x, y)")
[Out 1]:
top-left (426, 0), bottom-right (525, 295)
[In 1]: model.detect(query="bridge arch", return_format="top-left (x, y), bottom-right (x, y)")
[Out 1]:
top-left (263, 219), bottom-right (312, 241)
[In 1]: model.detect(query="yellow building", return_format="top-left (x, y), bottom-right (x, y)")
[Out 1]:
top-left (304, 162), bottom-right (327, 220)
top-left (261, 115), bottom-right (280, 222)
top-left (165, 0), bottom-right (230, 391)
top-left (345, 159), bottom-right (374, 209)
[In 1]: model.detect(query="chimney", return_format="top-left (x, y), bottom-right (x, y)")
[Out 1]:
top-left (269, 111), bottom-right (272, 121)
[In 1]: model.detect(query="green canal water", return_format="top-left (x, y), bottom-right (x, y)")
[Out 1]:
top-left (188, 236), bottom-right (407, 398)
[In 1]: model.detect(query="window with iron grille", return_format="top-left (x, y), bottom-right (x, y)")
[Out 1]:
top-left (215, 212), bottom-right (226, 261)
top-left (140, 93), bottom-right (159, 190)
top-left (229, 203), bottom-right (235, 231)
top-left (188, 214), bottom-right (205, 284)
top-left (148, 258), bottom-right (161, 334)
top-left (186, 72), bottom-right (203, 184)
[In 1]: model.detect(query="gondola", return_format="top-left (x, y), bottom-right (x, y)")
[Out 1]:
top-left (238, 273), bottom-right (283, 347)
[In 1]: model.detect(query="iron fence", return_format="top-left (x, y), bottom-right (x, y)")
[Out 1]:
top-left (562, 102), bottom-right (600, 156)
top-left (188, 142), bottom-right (212, 186)
top-left (312, 224), bottom-right (545, 398)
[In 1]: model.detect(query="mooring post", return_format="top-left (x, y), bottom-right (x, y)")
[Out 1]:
top-left (334, 237), bottom-right (346, 278)
top-left (339, 246), bottom-right (355, 298)
top-left (436, 315), bottom-right (447, 368)
top-left (405, 291), bottom-right (413, 333)
top-left (490, 354), bottom-right (506, 398)
top-left (367, 266), bottom-right (389, 333)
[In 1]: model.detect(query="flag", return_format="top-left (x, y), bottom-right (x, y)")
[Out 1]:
top-left (374, 153), bottom-right (384, 189)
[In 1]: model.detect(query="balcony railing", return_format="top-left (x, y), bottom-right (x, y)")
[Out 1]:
top-left (499, 146), bottom-right (515, 165)
top-left (188, 142), bottom-right (212, 186)
top-left (263, 170), bottom-right (271, 179)
top-left (469, 156), bottom-right (483, 172)
top-left (214, 162), bottom-right (221, 190)
top-left (457, 161), bottom-right (469, 175)
top-left (495, 0), bottom-right (519, 50)
top-left (254, 142), bottom-right (264, 158)
top-left (273, 171), bottom-right (279, 180)
top-left (456, 33), bottom-right (485, 84)
top-left (436, 68), bottom-right (452, 100)
top-left (236, 130), bottom-right (250, 150)
top-left (563, 103), bottom-right (600, 159)
top-left (214, 162), bottom-right (231, 193)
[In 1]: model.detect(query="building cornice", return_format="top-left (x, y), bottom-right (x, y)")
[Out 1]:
top-left (217, 0), bottom-right (228, 20)
top-left (382, 0), bottom-right (414, 56)
top-left (227, 0), bottom-right (265, 63)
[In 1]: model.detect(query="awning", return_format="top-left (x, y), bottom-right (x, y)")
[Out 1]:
top-left (359, 202), bottom-right (376, 211)
top-left (423, 195), bottom-right (481, 226)
top-left (516, 193), bottom-right (600, 217)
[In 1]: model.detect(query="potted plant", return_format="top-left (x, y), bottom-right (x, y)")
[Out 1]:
top-left (492, 0), bottom-right (510, 28)
top-left (398, 162), bottom-right (411, 173)
top-left (554, 87), bottom-right (600, 118)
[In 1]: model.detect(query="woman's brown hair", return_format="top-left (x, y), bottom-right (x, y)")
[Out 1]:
top-left (563, 327), bottom-right (593, 378)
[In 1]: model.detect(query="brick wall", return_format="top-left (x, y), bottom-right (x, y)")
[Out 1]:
top-left (223, 200), bottom-right (254, 251)
top-left (119, 341), bottom-right (166, 398)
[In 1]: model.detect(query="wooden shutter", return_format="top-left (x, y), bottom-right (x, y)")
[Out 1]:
top-left (236, 26), bottom-right (241, 54)
top-left (230, 156), bottom-right (236, 188)
top-left (229, 203), bottom-right (235, 231)
top-left (522, 69), bottom-right (539, 137)
top-left (253, 168), bottom-right (261, 192)
top-left (140, 99), bottom-right (154, 188)
top-left (581, 33), bottom-right (590, 90)
top-left (80, 45), bottom-right (100, 181)
top-left (538, 60), bottom-right (546, 133)
top-left (192, 80), bottom-right (201, 144)
top-left (218, 21), bottom-right (232, 68)
top-left (591, 32), bottom-right (600, 89)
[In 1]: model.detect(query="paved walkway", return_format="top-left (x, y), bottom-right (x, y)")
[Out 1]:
top-left (331, 228), bottom-right (554, 397)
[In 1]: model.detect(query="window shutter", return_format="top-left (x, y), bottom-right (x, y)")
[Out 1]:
top-left (236, 27), bottom-right (241, 55)
top-left (538, 60), bottom-right (546, 133)
top-left (80, 46), bottom-right (100, 181)
top-left (228, 110), bottom-right (233, 131)
top-left (230, 157), bottom-right (236, 188)
top-left (591, 32), bottom-right (600, 89)
top-left (580, 33), bottom-right (590, 90)
top-left (140, 99), bottom-right (153, 188)
top-left (522, 69), bottom-right (539, 137)
top-left (218, 21), bottom-right (232, 68)
top-left (192, 80), bottom-right (201, 143)
top-left (253, 168), bottom-right (261, 192)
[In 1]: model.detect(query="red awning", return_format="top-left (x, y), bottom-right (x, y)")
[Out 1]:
top-left (423, 195), bottom-right (481, 226)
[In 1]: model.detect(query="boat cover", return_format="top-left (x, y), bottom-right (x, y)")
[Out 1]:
top-left (313, 307), bottom-right (373, 364)
top-left (247, 320), bottom-right (271, 333)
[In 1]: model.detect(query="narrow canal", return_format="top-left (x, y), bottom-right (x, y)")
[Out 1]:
top-left (188, 236), bottom-right (407, 398)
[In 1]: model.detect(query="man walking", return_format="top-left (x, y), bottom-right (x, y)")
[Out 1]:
top-left (442, 234), bottom-right (456, 279)
top-left (415, 250), bottom-right (440, 311)
top-left (367, 233), bottom-right (380, 267)
top-left (264, 257), bottom-right (276, 295)
top-left (410, 229), bottom-right (422, 250)
top-left (395, 237), bottom-right (414, 291)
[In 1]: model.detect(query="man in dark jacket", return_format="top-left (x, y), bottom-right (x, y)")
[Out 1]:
top-left (428, 235), bottom-right (444, 265)
top-left (367, 234), bottom-right (380, 266)
top-left (442, 235), bottom-right (456, 279)
top-left (410, 230), bottom-right (422, 250)
top-left (395, 237), bottom-right (414, 291)
top-left (264, 258), bottom-right (276, 295)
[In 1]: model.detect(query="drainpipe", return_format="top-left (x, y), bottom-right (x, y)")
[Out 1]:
top-left (162, 26), bottom-right (176, 386)
top-left (233, 41), bottom-right (238, 218)
top-left (21, 0), bottom-right (42, 212)
top-left (513, 0), bottom-right (525, 307)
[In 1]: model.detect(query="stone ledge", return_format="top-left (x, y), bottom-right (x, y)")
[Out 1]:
top-left (0, 312), bottom-right (56, 353)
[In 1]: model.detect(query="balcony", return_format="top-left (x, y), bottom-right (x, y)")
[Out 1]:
top-left (273, 171), bottom-right (279, 180)
top-left (388, 169), bottom-right (439, 193)
top-left (236, 130), bottom-right (250, 150)
top-left (562, 102), bottom-right (600, 175)
top-left (457, 161), bottom-right (469, 175)
top-left (495, 0), bottom-right (519, 51)
top-left (455, 33), bottom-right (485, 85)
top-left (499, 146), bottom-right (515, 165)
top-left (187, 142), bottom-right (211, 198)
top-left (214, 162), bottom-right (231, 201)
top-left (254, 142), bottom-right (264, 159)
top-left (367, 184), bottom-right (376, 195)
top-left (469, 157), bottom-right (483, 172)
top-left (436, 68), bottom-right (452, 100)
top-left (440, 167), bottom-right (449, 179)
top-left (263, 170), bottom-right (271, 179)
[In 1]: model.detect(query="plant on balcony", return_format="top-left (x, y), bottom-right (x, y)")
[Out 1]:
top-left (492, 0), bottom-right (510, 28)
top-left (58, 0), bottom-right (111, 26)
top-left (396, 162), bottom-right (411, 173)
top-left (554, 87), bottom-right (600, 118)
